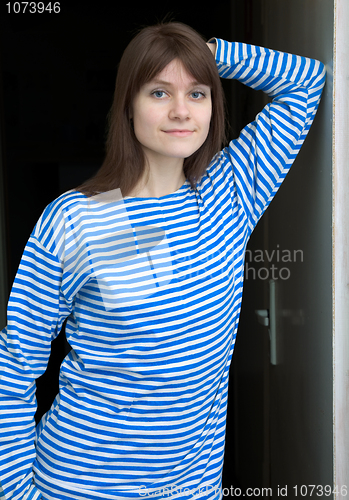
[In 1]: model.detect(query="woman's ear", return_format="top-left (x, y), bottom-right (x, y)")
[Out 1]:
top-left (129, 109), bottom-right (134, 129)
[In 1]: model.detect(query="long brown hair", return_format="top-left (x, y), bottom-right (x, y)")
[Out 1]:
top-left (78, 22), bottom-right (227, 197)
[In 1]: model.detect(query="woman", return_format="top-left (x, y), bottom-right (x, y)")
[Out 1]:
top-left (0, 22), bottom-right (325, 500)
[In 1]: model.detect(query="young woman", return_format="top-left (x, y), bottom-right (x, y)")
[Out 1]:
top-left (0, 22), bottom-right (325, 500)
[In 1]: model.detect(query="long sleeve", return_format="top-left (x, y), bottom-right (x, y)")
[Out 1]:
top-left (0, 229), bottom-right (70, 500)
top-left (203, 39), bottom-right (326, 236)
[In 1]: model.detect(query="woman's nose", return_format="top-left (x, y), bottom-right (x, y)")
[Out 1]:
top-left (169, 96), bottom-right (190, 120)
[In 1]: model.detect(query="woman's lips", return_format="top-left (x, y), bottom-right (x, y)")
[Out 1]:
top-left (163, 129), bottom-right (194, 137)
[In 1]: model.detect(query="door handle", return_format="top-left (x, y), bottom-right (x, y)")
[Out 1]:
top-left (255, 279), bottom-right (277, 365)
top-left (269, 279), bottom-right (277, 365)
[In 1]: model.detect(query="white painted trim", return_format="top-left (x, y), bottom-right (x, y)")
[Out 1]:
top-left (333, 0), bottom-right (349, 496)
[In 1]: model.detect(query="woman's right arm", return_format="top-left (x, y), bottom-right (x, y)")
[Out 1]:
top-left (0, 209), bottom-right (70, 500)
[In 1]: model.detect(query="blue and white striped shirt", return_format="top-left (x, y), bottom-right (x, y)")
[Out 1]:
top-left (0, 39), bottom-right (325, 500)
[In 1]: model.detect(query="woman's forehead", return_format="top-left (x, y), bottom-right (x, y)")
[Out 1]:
top-left (144, 58), bottom-right (210, 88)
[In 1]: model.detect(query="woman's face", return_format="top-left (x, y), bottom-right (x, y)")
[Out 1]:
top-left (132, 59), bottom-right (212, 169)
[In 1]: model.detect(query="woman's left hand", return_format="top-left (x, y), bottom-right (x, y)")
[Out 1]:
top-left (206, 40), bottom-right (216, 57)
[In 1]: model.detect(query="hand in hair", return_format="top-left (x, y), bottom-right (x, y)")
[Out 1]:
top-left (206, 40), bottom-right (217, 57)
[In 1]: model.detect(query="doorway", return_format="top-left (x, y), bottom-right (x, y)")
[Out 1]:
top-left (227, 1), bottom-right (348, 499)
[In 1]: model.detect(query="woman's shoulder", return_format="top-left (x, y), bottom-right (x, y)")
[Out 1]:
top-left (32, 190), bottom-right (88, 240)
top-left (43, 189), bottom-right (87, 215)
top-left (196, 149), bottom-right (234, 197)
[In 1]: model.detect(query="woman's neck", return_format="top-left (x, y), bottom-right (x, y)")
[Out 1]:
top-left (128, 159), bottom-right (186, 198)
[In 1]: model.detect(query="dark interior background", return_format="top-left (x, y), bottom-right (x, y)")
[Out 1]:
top-left (0, 0), bottom-right (265, 493)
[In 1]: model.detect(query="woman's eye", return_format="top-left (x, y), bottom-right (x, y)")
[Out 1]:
top-left (150, 89), bottom-right (206, 99)
top-left (191, 91), bottom-right (206, 99)
top-left (152, 90), bottom-right (166, 99)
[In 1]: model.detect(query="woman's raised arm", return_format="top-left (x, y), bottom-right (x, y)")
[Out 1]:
top-left (201, 38), bottom-right (326, 236)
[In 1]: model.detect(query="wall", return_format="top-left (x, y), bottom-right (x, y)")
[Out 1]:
top-left (333, 0), bottom-right (349, 493)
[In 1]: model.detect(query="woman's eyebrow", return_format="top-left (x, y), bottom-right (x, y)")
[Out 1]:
top-left (147, 78), bottom-right (207, 88)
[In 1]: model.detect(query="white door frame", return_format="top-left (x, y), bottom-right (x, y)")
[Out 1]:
top-left (333, 0), bottom-right (349, 495)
